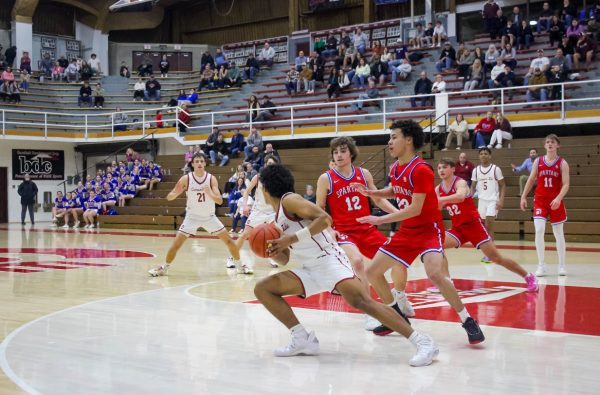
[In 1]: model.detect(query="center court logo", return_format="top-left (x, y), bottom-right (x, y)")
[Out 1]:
top-left (0, 248), bottom-right (154, 273)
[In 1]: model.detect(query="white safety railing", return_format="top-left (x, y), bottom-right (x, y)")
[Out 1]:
top-left (2, 79), bottom-right (600, 141)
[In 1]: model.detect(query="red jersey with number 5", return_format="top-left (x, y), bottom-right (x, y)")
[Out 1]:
top-left (535, 156), bottom-right (563, 199)
top-left (390, 156), bottom-right (442, 229)
top-left (326, 166), bottom-right (372, 231)
top-left (437, 176), bottom-right (480, 227)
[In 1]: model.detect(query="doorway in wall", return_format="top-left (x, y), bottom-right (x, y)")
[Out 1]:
top-left (0, 168), bottom-right (7, 223)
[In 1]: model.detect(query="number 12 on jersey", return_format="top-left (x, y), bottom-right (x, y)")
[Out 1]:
top-left (345, 196), bottom-right (362, 211)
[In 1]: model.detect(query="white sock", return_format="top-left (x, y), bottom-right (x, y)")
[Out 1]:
top-left (290, 324), bottom-right (308, 339)
top-left (457, 308), bottom-right (470, 323)
top-left (408, 331), bottom-right (422, 345)
top-left (534, 218), bottom-right (547, 266)
top-left (393, 290), bottom-right (406, 299)
top-left (552, 223), bottom-right (566, 268)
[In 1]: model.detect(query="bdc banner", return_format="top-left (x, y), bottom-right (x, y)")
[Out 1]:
top-left (12, 149), bottom-right (65, 180)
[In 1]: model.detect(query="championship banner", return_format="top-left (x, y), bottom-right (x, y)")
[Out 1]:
top-left (12, 149), bottom-right (65, 180)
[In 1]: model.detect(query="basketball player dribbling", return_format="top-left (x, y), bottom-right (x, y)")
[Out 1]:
top-left (520, 134), bottom-right (570, 276)
top-left (255, 164), bottom-right (439, 367)
top-left (316, 136), bottom-right (414, 331)
top-left (227, 154), bottom-right (279, 274)
top-left (148, 153), bottom-right (241, 276)
top-left (353, 120), bottom-right (485, 344)
top-left (436, 158), bottom-right (538, 292)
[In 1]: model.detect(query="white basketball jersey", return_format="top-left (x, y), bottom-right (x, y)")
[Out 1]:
top-left (275, 193), bottom-right (342, 262)
top-left (252, 181), bottom-right (273, 213)
top-left (472, 164), bottom-right (503, 201)
top-left (186, 172), bottom-right (215, 217)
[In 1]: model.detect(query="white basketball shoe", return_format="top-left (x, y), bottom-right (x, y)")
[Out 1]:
top-left (535, 264), bottom-right (547, 277)
top-left (274, 331), bottom-right (320, 357)
top-left (365, 315), bottom-right (381, 331)
top-left (409, 333), bottom-right (439, 367)
top-left (392, 289), bottom-right (415, 317)
top-left (148, 264), bottom-right (169, 277)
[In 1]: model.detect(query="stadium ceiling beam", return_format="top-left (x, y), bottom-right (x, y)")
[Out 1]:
top-left (12, 0), bottom-right (39, 23)
top-left (50, 0), bottom-right (101, 17)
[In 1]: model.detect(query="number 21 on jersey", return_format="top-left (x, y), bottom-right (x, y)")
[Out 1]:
top-left (197, 192), bottom-right (205, 202)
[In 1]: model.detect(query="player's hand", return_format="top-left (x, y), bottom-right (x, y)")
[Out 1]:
top-left (496, 201), bottom-right (504, 211)
top-left (267, 235), bottom-right (293, 257)
top-left (550, 197), bottom-right (561, 210)
top-left (356, 215), bottom-right (382, 226)
top-left (243, 205), bottom-right (251, 217)
top-left (351, 182), bottom-right (371, 196)
top-left (327, 227), bottom-right (340, 240)
top-left (520, 197), bottom-right (528, 211)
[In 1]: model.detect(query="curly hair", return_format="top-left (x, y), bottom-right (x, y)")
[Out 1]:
top-left (259, 164), bottom-right (295, 198)
top-left (389, 120), bottom-right (424, 150)
top-left (329, 136), bottom-right (359, 162)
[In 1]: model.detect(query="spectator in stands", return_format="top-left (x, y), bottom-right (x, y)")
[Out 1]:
top-left (484, 44), bottom-right (499, 75)
top-left (594, 1), bottom-right (600, 20)
top-left (490, 9), bottom-right (507, 41)
top-left (511, 148), bottom-right (538, 195)
top-left (309, 51), bottom-right (325, 83)
top-left (284, 65), bottom-right (300, 95)
top-left (227, 177), bottom-right (246, 217)
top-left (323, 32), bottom-right (338, 58)
top-left (501, 42), bottom-right (517, 70)
top-left (353, 79), bottom-right (379, 111)
top-left (566, 18), bottom-right (584, 46)
top-left (518, 20), bottom-right (534, 50)
top-left (432, 21), bottom-right (447, 47)
top-left (369, 55), bottom-right (388, 86)
top-left (1, 66), bottom-right (15, 87)
top-left (352, 57), bottom-right (370, 89)
top-left (500, 19), bottom-right (518, 48)
top-left (255, 95), bottom-right (276, 122)
top-left (229, 129), bottom-right (245, 157)
top-left (204, 128), bottom-right (220, 155)
top-left (80, 60), bottom-right (92, 82)
top-left (549, 15), bottom-right (565, 47)
top-left (178, 104), bottom-right (191, 134)
top-left (431, 73), bottom-right (446, 94)
top-left (155, 110), bottom-right (163, 128)
top-left (338, 68), bottom-right (351, 93)
top-left (180, 88), bottom-right (198, 106)
top-left (509, 6), bottom-right (524, 35)
top-left (381, 46), bottom-right (392, 64)
top-left (228, 62), bottom-right (243, 87)
top-left (138, 56), bottom-right (153, 77)
top-left (525, 49), bottom-right (550, 84)
top-left (294, 50), bottom-right (308, 72)
top-left (133, 78), bottom-right (145, 101)
top-left (424, 22), bottom-right (434, 47)
top-left (313, 36), bottom-right (325, 55)
top-left (537, 2), bottom-right (553, 34)
top-left (66, 59), bottom-right (78, 83)
top-left (408, 23), bottom-right (425, 49)
top-left (199, 64), bottom-right (215, 91)
top-left (326, 67), bottom-right (341, 99)
top-left (488, 57), bottom-right (507, 88)
top-left (443, 114), bottom-right (469, 150)
top-left (391, 58), bottom-right (412, 83)
top-left (120, 61), bottom-right (131, 78)
top-left (244, 127), bottom-right (263, 159)
top-left (144, 75), bottom-right (161, 100)
top-left (464, 58), bottom-right (483, 90)
top-left (574, 33), bottom-right (597, 71)
top-left (473, 46), bottom-right (484, 63)
top-left (492, 65), bottom-right (516, 103)
top-left (19, 69), bottom-right (29, 93)
top-left (89, 54), bottom-right (101, 76)
top-left (299, 64), bottom-right (314, 94)
top-left (483, 0), bottom-right (500, 38)
top-left (371, 41), bottom-right (384, 58)
top-left (1, 80), bottom-right (20, 104)
top-left (455, 152), bottom-right (475, 185)
top-left (112, 108), bottom-right (128, 132)
top-left (489, 113), bottom-right (512, 149)
top-left (342, 43), bottom-right (356, 69)
top-left (473, 111), bottom-right (496, 148)
top-left (40, 53), bottom-right (53, 77)
top-left (352, 27), bottom-right (368, 55)
top-left (217, 65), bottom-right (232, 89)
top-left (56, 55), bottom-right (67, 70)
top-left (159, 54), bottom-right (170, 78)
top-left (303, 185), bottom-right (316, 204)
top-left (243, 53), bottom-right (260, 82)
top-left (214, 48), bottom-right (228, 68)
top-left (19, 51), bottom-right (31, 74)
top-left (263, 143), bottom-right (280, 162)
top-left (526, 68), bottom-right (548, 103)
top-left (78, 81), bottom-right (92, 107)
top-left (340, 30), bottom-right (352, 49)
top-left (587, 15), bottom-right (600, 42)
top-left (4, 46), bottom-right (16, 68)
top-left (243, 161), bottom-right (257, 180)
top-left (51, 61), bottom-right (63, 81)
top-left (209, 134), bottom-right (230, 166)
top-left (388, 38), bottom-right (408, 67)
top-left (230, 189), bottom-right (250, 234)
top-left (548, 64), bottom-right (566, 100)
top-left (411, 70), bottom-right (433, 107)
top-left (245, 95), bottom-right (260, 122)
top-left (93, 83), bottom-right (105, 109)
top-left (184, 146), bottom-right (194, 169)
top-left (201, 50), bottom-right (215, 70)
top-left (435, 41), bottom-right (456, 73)
top-left (457, 48), bottom-right (475, 79)
top-left (258, 42), bottom-right (275, 68)
top-left (550, 48), bottom-right (572, 74)
top-left (561, 0), bottom-right (577, 29)
top-left (125, 148), bottom-right (141, 171)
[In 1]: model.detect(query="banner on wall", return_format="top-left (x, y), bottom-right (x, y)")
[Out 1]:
top-left (12, 150), bottom-right (65, 180)
top-left (309, 0), bottom-right (345, 12)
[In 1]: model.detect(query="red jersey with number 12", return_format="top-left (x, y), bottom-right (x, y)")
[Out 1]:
top-left (535, 156), bottom-right (563, 199)
top-left (390, 156), bottom-right (441, 229)
top-left (437, 176), bottom-right (480, 227)
top-left (326, 166), bottom-right (371, 231)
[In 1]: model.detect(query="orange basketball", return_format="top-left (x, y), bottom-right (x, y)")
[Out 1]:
top-left (249, 223), bottom-right (282, 258)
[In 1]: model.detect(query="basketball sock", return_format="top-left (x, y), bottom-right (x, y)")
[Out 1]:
top-left (393, 290), bottom-right (406, 299)
top-left (457, 308), bottom-right (471, 323)
top-left (408, 331), bottom-right (422, 345)
top-left (290, 324), bottom-right (308, 340)
top-left (534, 218), bottom-right (546, 265)
top-left (552, 223), bottom-right (566, 268)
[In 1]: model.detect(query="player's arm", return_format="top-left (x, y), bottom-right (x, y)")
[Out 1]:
top-left (520, 158), bottom-right (539, 210)
top-left (268, 194), bottom-right (333, 256)
top-left (315, 173), bottom-right (329, 210)
top-left (205, 175), bottom-right (223, 205)
top-left (241, 175), bottom-right (258, 215)
top-left (497, 178), bottom-right (506, 210)
top-left (552, 160), bottom-right (570, 209)
top-left (357, 192), bottom-right (426, 225)
top-left (351, 182), bottom-right (395, 199)
top-left (166, 175), bottom-right (188, 201)
top-left (438, 179), bottom-right (469, 206)
top-left (363, 168), bottom-right (398, 213)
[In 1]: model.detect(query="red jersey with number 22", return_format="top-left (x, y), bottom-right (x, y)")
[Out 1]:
top-left (437, 176), bottom-right (480, 227)
top-left (326, 166), bottom-right (372, 231)
top-left (535, 156), bottom-right (563, 199)
top-left (390, 156), bottom-right (442, 228)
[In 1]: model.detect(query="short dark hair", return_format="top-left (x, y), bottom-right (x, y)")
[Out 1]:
top-left (260, 164), bottom-right (295, 198)
top-left (438, 158), bottom-right (455, 167)
top-left (187, 152), bottom-right (208, 171)
top-left (479, 147), bottom-right (492, 154)
top-left (530, 148), bottom-right (538, 152)
top-left (330, 136), bottom-right (359, 162)
top-left (390, 120), bottom-right (424, 150)
top-left (263, 154), bottom-right (279, 165)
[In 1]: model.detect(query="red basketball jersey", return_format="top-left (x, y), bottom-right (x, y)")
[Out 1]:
top-left (390, 156), bottom-right (441, 229)
top-left (437, 176), bottom-right (480, 227)
top-left (535, 156), bottom-right (563, 199)
top-left (326, 166), bottom-right (372, 231)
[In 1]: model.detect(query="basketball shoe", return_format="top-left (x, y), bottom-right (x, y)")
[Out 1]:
top-left (237, 264), bottom-right (253, 275)
top-left (558, 265), bottom-right (567, 276)
top-left (148, 264), bottom-right (169, 277)
top-left (408, 332), bottom-right (439, 367)
top-left (274, 331), bottom-right (319, 357)
top-left (373, 303), bottom-right (411, 336)
top-left (480, 256), bottom-right (492, 264)
top-left (365, 315), bottom-right (381, 331)
top-left (225, 257), bottom-right (236, 268)
top-left (525, 273), bottom-right (539, 292)
top-left (535, 263), bottom-right (547, 277)
top-left (462, 317), bottom-right (485, 344)
top-left (392, 289), bottom-right (415, 317)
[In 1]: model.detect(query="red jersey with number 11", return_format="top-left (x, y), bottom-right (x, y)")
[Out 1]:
top-left (326, 166), bottom-right (372, 231)
top-left (437, 176), bottom-right (480, 227)
top-left (535, 156), bottom-right (563, 199)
